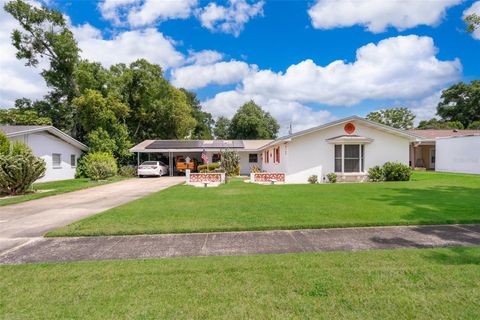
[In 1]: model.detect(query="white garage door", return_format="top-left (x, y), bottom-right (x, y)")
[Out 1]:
top-left (436, 135), bottom-right (480, 174)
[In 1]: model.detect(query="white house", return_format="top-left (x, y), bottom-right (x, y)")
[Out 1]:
top-left (0, 125), bottom-right (87, 182)
top-left (435, 135), bottom-right (480, 175)
top-left (131, 116), bottom-right (421, 183)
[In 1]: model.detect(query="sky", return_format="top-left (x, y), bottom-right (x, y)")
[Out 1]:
top-left (1, 0), bottom-right (480, 134)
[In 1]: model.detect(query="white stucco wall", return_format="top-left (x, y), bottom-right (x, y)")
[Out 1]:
top-left (239, 152), bottom-right (260, 175)
top-left (261, 144), bottom-right (289, 177)
top-left (436, 136), bottom-right (480, 174)
top-left (262, 120), bottom-right (410, 184)
top-left (10, 132), bottom-right (84, 182)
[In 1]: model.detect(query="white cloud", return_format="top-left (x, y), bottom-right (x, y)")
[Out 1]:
top-left (99, 0), bottom-right (197, 26)
top-left (406, 91), bottom-right (443, 123)
top-left (197, 0), bottom-right (264, 36)
top-left (72, 24), bottom-right (184, 68)
top-left (463, 1), bottom-right (480, 39)
top-left (203, 35), bottom-right (461, 133)
top-left (0, 0), bottom-right (48, 107)
top-left (185, 50), bottom-right (224, 65)
top-left (171, 60), bottom-right (256, 89)
top-left (308, 0), bottom-right (462, 33)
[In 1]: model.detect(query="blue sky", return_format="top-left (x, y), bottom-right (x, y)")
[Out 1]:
top-left (1, 0), bottom-right (480, 133)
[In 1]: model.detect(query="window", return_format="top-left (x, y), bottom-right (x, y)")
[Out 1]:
top-left (52, 153), bottom-right (61, 168)
top-left (212, 153), bottom-right (221, 163)
top-left (70, 154), bottom-right (76, 168)
top-left (334, 144), bottom-right (365, 173)
top-left (249, 154), bottom-right (258, 163)
top-left (274, 147), bottom-right (280, 163)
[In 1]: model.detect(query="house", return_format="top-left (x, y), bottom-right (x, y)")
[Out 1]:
top-left (435, 135), bottom-right (480, 174)
top-left (131, 116), bottom-right (420, 183)
top-left (0, 125), bottom-right (87, 182)
top-left (408, 129), bottom-right (480, 170)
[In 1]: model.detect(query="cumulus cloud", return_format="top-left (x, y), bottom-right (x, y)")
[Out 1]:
top-left (171, 60), bottom-right (257, 89)
top-left (185, 50), bottom-right (224, 65)
top-left (463, 1), bottom-right (480, 39)
top-left (99, 0), bottom-right (197, 26)
top-left (406, 91), bottom-right (443, 123)
top-left (202, 35), bottom-right (461, 133)
top-left (308, 0), bottom-right (462, 33)
top-left (72, 24), bottom-right (184, 68)
top-left (197, 0), bottom-right (264, 36)
top-left (0, 0), bottom-right (48, 107)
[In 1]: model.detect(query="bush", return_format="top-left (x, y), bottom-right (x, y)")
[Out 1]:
top-left (382, 162), bottom-right (412, 181)
top-left (326, 172), bottom-right (337, 183)
top-left (221, 150), bottom-right (240, 177)
top-left (197, 162), bottom-right (220, 172)
top-left (118, 165), bottom-right (136, 177)
top-left (368, 165), bottom-right (384, 182)
top-left (0, 132), bottom-right (9, 155)
top-left (0, 141), bottom-right (46, 195)
top-left (308, 175), bottom-right (318, 184)
top-left (82, 152), bottom-right (117, 181)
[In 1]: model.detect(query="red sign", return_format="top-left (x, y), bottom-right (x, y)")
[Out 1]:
top-left (344, 122), bottom-right (355, 134)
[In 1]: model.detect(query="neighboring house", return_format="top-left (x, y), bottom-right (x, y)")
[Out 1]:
top-left (0, 125), bottom-right (87, 182)
top-left (435, 135), bottom-right (480, 175)
top-left (408, 129), bottom-right (480, 170)
top-left (131, 116), bottom-right (420, 183)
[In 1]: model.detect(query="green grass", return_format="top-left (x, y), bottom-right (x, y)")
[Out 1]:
top-left (1, 247), bottom-right (479, 319)
top-left (0, 176), bottom-right (127, 206)
top-left (50, 172), bottom-right (480, 237)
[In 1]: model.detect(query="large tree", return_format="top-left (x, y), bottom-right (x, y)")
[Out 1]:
top-left (0, 107), bottom-right (51, 125)
top-left (213, 116), bottom-right (231, 139)
top-left (417, 118), bottom-right (464, 130)
top-left (465, 13), bottom-right (480, 34)
top-left (437, 80), bottom-right (480, 128)
top-left (229, 101), bottom-right (279, 139)
top-left (181, 89), bottom-right (214, 139)
top-left (4, 0), bottom-right (81, 135)
top-left (366, 108), bottom-right (415, 129)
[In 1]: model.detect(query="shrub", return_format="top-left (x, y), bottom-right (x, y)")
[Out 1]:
top-left (197, 162), bottom-right (220, 172)
top-left (308, 175), bottom-right (318, 184)
top-left (82, 152), bottom-right (117, 181)
top-left (221, 150), bottom-right (240, 176)
top-left (326, 172), bottom-right (337, 183)
top-left (0, 141), bottom-right (46, 195)
top-left (118, 165), bottom-right (136, 177)
top-left (0, 132), bottom-right (9, 155)
top-left (382, 162), bottom-right (412, 181)
top-left (368, 165), bottom-right (384, 182)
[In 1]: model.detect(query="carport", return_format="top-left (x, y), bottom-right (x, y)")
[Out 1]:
top-left (129, 140), bottom-right (245, 176)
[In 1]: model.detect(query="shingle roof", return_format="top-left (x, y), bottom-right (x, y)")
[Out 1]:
top-left (0, 125), bottom-right (50, 135)
top-left (409, 129), bottom-right (480, 140)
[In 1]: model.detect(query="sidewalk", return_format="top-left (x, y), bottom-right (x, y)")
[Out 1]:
top-left (1, 224), bottom-right (479, 264)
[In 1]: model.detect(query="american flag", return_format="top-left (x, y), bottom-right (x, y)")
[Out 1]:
top-left (201, 150), bottom-right (208, 164)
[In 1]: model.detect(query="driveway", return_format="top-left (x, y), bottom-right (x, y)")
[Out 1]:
top-left (0, 177), bottom-right (183, 253)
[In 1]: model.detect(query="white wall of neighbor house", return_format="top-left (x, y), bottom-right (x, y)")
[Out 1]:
top-left (271, 121), bottom-right (410, 183)
top-left (239, 152), bottom-right (260, 175)
top-left (9, 132), bottom-right (84, 182)
top-left (436, 136), bottom-right (480, 174)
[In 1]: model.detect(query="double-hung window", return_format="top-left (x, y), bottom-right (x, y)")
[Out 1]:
top-left (52, 153), bottom-right (61, 168)
top-left (70, 154), bottom-right (76, 168)
top-left (334, 144), bottom-right (364, 173)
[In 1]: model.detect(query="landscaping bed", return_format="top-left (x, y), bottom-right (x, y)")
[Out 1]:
top-left (1, 247), bottom-right (479, 319)
top-left (49, 172), bottom-right (480, 236)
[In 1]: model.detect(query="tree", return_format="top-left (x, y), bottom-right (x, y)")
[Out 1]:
top-left (366, 108), bottom-right (415, 129)
top-left (437, 81), bottom-right (480, 128)
top-left (417, 118), bottom-right (464, 130)
top-left (465, 13), bottom-right (480, 34)
top-left (229, 101), bottom-right (279, 139)
top-left (0, 108), bottom-right (51, 125)
top-left (4, 0), bottom-right (81, 135)
top-left (181, 89), bottom-right (214, 139)
top-left (213, 116), bottom-right (231, 139)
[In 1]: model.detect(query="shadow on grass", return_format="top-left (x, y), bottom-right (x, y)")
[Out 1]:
top-left (425, 247), bottom-right (480, 266)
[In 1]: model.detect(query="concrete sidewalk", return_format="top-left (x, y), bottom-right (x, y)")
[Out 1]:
top-left (1, 224), bottom-right (479, 264)
top-left (0, 177), bottom-right (183, 253)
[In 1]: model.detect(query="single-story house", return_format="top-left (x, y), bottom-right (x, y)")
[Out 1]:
top-left (435, 135), bottom-right (480, 174)
top-left (131, 116), bottom-right (422, 183)
top-left (0, 125), bottom-right (87, 182)
top-left (408, 129), bottom-right (480, 170)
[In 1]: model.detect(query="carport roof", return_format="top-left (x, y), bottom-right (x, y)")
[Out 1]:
top-left (130, 139), bottom-right (273, 152)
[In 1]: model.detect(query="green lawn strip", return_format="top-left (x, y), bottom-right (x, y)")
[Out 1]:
top-left (49, 172), bottom-right (480, 237)
top-left (0, 176), bottom-right (128, 207)
top-left (1, 247), bottom-right (479, 319)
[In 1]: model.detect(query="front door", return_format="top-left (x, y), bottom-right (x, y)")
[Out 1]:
top-left (429, 148), bottom-right (436, 170)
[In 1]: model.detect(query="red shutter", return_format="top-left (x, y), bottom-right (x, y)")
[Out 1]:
top-left (277, 147), bottom-right (280, 163)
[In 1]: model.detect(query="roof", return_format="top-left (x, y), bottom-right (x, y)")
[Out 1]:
top-left (0, 125), bottom-right (88, 151)
top-left (409, 129), bottom-right (480, 140)
top-left (130, 139), bottom-right (272, 153)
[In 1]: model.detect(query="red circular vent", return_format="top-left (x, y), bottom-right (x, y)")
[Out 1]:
top-left (344, 122), bottom-right (355, 134)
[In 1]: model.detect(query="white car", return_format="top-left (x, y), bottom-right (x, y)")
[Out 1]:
top-left (138, 161), bottom-right (168, 177)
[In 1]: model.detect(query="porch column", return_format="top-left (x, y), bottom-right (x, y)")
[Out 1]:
top-left (169, 152), bottom-right (173, 176)
top-left (137, 152), bottom-right (140, 167)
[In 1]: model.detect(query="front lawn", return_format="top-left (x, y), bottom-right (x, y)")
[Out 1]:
top-left (1, 247), bottom-right (479, 319)
top-left (0, 176), bottom-right (127, 206)
top-left (50, 172), bottom-right (480, 237)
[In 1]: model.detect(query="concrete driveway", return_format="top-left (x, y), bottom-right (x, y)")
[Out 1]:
top-left (0, 177), bottom-right (183, 253)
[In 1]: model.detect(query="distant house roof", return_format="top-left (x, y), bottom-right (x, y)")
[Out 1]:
top-left (409, 129), bottom-right (480, 140)
top-left (0, 125), bottom-right (88, 151)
